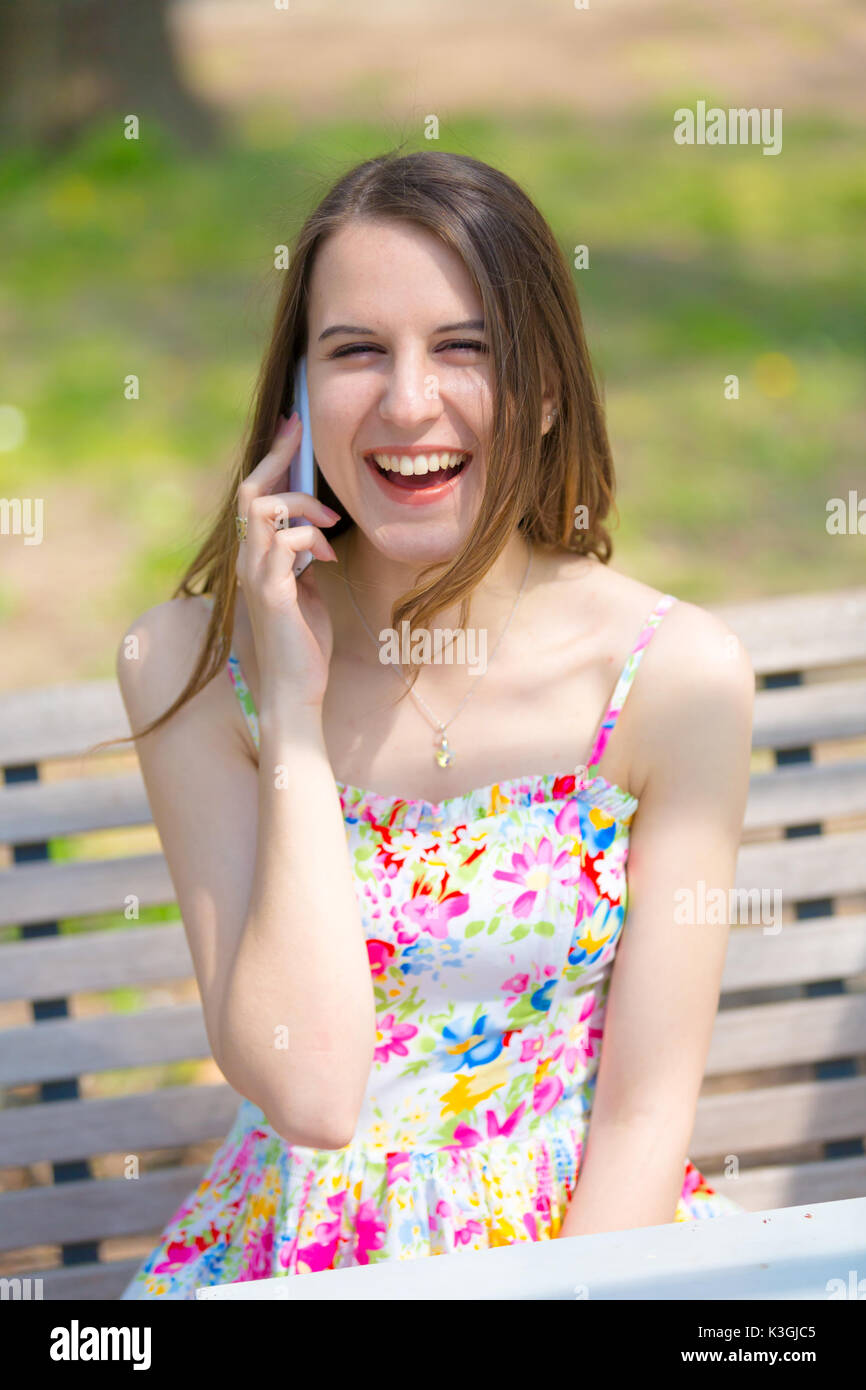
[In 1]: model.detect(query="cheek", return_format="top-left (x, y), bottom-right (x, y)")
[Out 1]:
top-left (444, 375), bottom-right (492, 434)
top-left (312, 389), bottom-right (367, 460)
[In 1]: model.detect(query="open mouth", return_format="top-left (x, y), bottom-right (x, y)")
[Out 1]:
top-left (363, 450), bottom-right (472, 491)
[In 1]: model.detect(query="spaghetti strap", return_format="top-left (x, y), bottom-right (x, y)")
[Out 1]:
top-left (583, 593), bottom-right (678, 775)
top-left (199, 592), bottom-right (261, 750)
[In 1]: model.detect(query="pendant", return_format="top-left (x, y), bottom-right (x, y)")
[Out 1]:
top-left (433, 728), bottom-right (454, 768)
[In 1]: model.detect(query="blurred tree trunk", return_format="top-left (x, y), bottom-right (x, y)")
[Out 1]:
top-left (0, 0), bottom-right (222, 154)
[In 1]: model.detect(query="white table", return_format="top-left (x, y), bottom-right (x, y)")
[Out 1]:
top-left (195, 1195), bottom-right (866, 1300)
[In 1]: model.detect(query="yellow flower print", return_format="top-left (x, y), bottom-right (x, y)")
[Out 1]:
top-left (440, 1055), bottom-right (510, 1118)
top-left (489, 1217), bottom-right (519, 1246)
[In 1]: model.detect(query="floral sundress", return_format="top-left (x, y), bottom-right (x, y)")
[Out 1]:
top-left (120, 590), bottom-right (743, 1298)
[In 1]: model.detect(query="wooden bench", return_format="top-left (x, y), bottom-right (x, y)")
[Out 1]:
top-left (1, 585), bottom-right (865, 1300)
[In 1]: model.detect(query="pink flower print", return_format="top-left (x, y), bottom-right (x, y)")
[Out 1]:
top-left (402, 882), bottom-right (470, 940)
top-left (445, 1121), bottom-right (484, 1149)
top-left (238, 1219), bottom-right (275, 1281)
top-left (294, 1191), bottom-right (349, 1274)
top-left (374, 1013), bottom-right (418, 1063)
top-left (502, 970), bottom-right (530, 1005)
top-left (386, 1151), bottom-right (412, 1183)
top-left (366, 938), bottom-right (395, 977)
top-left (493, 837), bottom-right (577, 919)
top-left (486, 1100), bottom-right (527, 1139)
top-left (454, 1219), bottom-right (485, 1246)
top-left (532, 1073), bottom-right (564, 1115)
top-left (554, 798), bottom-right (581, 838)
top-left (523, 1212), bottom-right (539, 1240)
top-left (681, 1160), bottom-right (713, 1201)
top-left (155, 1239), bottom-right (203, 1273)
top-left (154, 1216), bottom-right (226, 1273)
top-left (296, 1231), bottom-right (340, 1273)
top-left (354, 1199), bottom-right (387, 1264)
top-left (503, 971), bottom-right (529, 994)
top-left (519, 1034), bottom-right (545, 1063)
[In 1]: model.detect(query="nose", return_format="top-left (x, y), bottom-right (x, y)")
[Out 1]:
top-left (376, 348), bottom-right (443, 430)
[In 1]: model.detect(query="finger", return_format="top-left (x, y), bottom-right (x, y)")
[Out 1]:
top-left (237, 413), bottom-right (302, 503)
top-left (263, 525), bottom-right (338, 579)
top-left (243, 492), bottom-right (339, 557)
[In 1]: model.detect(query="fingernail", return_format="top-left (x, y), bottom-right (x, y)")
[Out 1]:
top-left (321, 505), bottom-right (341, 521)
top-left (277, 412), bottom-right (298, 437)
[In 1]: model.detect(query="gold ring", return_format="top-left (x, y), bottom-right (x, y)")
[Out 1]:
top-left (235, 515), bottom-right (248, 542)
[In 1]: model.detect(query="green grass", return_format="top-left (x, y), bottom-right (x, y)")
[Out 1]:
top-left (2, 107), bottom-right (864, 645)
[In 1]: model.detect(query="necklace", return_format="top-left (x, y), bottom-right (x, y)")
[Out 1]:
top-left (344, 541), bottom-right (533, 768)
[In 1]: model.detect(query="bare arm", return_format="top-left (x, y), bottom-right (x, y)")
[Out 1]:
top-left (117, 598), bottom-right (375, 1150)
top-left (117, 416), bottom-right (376, 1150)
top-left (558, 603), bottom-right (755, 1237)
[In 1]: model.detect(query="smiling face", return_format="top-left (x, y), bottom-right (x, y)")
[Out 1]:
top-left (304, 218), bottom-right (494, 567)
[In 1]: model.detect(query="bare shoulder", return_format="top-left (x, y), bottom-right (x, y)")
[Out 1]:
top-left (620, 584), bottom-right (755, 798)
top-left (551, 554), bottom-right (755, 793)
top-left (559, 556), bottom-right (754, 695)
top-left (115, 593), bottom-right (214, 729)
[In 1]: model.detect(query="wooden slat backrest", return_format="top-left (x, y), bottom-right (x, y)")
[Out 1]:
top-left (2, 584), bottom-right (865, 1299)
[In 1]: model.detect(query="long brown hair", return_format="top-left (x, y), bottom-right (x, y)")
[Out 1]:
top-left (96, 148), bottom-right (617, 753)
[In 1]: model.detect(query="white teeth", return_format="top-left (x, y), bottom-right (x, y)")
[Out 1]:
top-left (371, 451), bottom-right (468, 475)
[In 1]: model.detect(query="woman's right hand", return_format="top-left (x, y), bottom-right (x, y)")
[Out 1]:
top-left (235, 412), bottom-right (342, 711)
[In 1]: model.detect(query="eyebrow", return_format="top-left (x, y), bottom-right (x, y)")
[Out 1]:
top-left (317, 319), bottom-right (486, 342)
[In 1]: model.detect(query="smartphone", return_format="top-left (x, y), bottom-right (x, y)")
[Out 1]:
top-left (287, 355), bottom-right (316, 577)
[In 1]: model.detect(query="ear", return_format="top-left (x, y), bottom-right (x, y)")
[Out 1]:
top-left (540, 385), bottom-right (558, 436)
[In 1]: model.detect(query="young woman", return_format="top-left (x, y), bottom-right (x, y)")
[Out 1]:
top-left (116, 150), bottom-right (754, 1299)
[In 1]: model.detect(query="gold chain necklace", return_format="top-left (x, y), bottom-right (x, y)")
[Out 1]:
top-left (344, 542), bottom-right (533, 767)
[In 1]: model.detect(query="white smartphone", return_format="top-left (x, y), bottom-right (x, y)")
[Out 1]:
top-left (288, 355), bottom-right (315, 577)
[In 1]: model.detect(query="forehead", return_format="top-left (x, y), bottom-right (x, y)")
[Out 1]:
top-left (307, 219), bottom-right (483, 326)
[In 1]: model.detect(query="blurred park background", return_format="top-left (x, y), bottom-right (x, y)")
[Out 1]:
top-left (1, 0), bottom-right (864, 687)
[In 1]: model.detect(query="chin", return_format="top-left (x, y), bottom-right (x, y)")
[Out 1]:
top-left (363, 517), bottom-right (473, 567)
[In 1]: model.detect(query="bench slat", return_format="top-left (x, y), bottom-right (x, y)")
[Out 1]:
top-left (0, 681), bottom-right (129, 766)
top-left (691, 1075), bottom-right (866, 1154)
top-left (17, 1156), bottom-right (866, 1293)
top-left (720, 915), bottom-right (866, 991)
top-left (0, 1005), bottom-right (209, 1085)
top-left (2, 912), bottom-right (864, 1008)
top-left (3, 992), bottom-right (865, 1087)
top-left (2, 1077), bottom-right (865, 1249)
top-left (734, 829), bottom-right (866, 901)
top-left (752, 678), bottom-right (866, 749)
top-left (701, 1156), bottom-right (866, 1211)
top-left (3, 1156), bottom-right (863, 1286)
top-left (0, 1082), bottom-right (241, 1166)
top-left (0, 854), bottom-right (174, 928)
top-left (0, 773), bottom-right (151, 842)
top-left (706, 995), bottom-right (866, 1075)
top-left (0, 923), bottom-right (191, 1001)
top-left (0, 1164), bottom-right (206, 1251)
top-left (23, 1257), bottom-right (146, 1301)
top-left (2, 827), bottom-right (863, 933)
top-left (743, 760), bottom-right (866, 830)
top-left (3, 1072), bottom-right (866, 1168)
top-left (709, 586), bottom-right (866, 673)
top-left (2, 758), bottom-right (866, 848)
